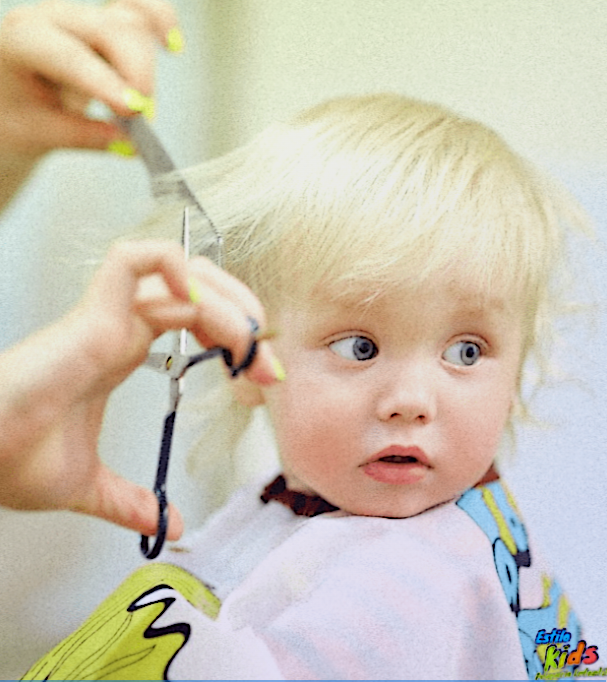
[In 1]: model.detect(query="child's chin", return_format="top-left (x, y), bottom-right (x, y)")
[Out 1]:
top-left (339, 492), bottom-right (456, 519)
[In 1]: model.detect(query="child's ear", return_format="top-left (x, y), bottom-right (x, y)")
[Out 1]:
top-left (229, 374), bottom-right (266, 407)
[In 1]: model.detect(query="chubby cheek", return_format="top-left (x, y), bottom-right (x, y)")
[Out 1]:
top-left (266, 370), bottom-right (359, 489)
top-left (448, 378), bottom-right (515, 475)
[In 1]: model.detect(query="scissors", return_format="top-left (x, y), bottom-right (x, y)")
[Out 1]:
top-left (117, 116), bottom-right (260, 559)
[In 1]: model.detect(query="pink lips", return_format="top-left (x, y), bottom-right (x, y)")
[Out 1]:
top-left (361, 445), bottom-right (431, 485)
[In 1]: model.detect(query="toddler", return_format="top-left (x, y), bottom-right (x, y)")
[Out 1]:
top-left (25, 94), bottom-right (590, 680)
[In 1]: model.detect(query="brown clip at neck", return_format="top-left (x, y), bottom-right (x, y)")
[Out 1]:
top-left (261, 475), bottom-right (340, 517)
top-left (261, 465), bottom-right (499, 518)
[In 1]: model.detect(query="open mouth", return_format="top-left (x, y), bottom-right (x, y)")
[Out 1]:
top-left (362, 447), bottom-right (429, 485)
top-left (378, 455), bottom-right (420, 464)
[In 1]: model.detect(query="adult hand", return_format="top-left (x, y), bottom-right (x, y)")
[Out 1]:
top-left (0, 0), bottom-right (182, 157)
top-left (0, 0), bottom-right (183, 211)
top-left (0, 241), bottom-right (280, 539)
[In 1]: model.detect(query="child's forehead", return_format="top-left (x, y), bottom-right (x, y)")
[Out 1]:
top-left (284, 279), bottom-right (517, 329)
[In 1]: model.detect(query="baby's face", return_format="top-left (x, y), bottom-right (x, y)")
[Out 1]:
top-left (262, 280), bottom-right (524, 517)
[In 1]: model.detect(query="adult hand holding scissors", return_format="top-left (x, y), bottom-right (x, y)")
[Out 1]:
top-left (0, 241), bottom-right (282, 539)
top-left (0, 0), bottom-right (182, 209)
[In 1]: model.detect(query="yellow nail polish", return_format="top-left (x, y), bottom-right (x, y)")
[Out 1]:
top-left (107, 139), bottom-right (136, 157)
top-left (123, 88), bottom-right (155, 120)
top-left (142, 97), bottom-right (155, 121)
top-left (123, 88), bottom-right (146, 111)
top-left (188, 278), bottom-right (202, 304)
top-left (255, 328), bottom-right (278, 342)
top-left (271, 356), bottom-right (286, 382)
top-left (167, 27), bottom-right (185, 54)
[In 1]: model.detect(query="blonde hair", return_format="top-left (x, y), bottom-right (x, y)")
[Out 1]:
top-left (143, 93), bottom-right (590, 505)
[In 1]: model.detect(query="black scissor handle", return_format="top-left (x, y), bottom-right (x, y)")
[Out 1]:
top-left (140, 488), bottom-right (168, 560)
top-left (139, 317), bottom-right (260, 560)
top-left (140, 410), bottom-right (174, 560)
top-left (222, 317), bottom-right (260, 377)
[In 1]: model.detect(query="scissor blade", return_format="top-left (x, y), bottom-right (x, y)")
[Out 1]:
top-left (116, 116), bottom-right (199, 207)
top-left (117, 116), bottom-right (176, 180)
top-left (144, 351), bottom-right (190, 379)
top-left (117, 116), bottom-right (223, 265)
top-left (144, 352), bottom-right (173, 374)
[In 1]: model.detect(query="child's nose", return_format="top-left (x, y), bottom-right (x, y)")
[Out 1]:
top-left (375, 361), bottom-right (437, 424)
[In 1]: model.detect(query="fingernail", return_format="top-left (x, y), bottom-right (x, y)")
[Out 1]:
top-left (188, 277), bottom-right (202, 304)
top-left (166, 27), bottom-right (185, 54)
top-left (255, 328), bottom-right (278, 342)
top-left (107, 139), bottom-right (136, 157)
top-left (271, 356), bottom-right (286, 382)
top-left (123, 88), bottom-right (155, 120)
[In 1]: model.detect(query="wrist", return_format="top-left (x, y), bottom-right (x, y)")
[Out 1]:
top-left (0, 150), bottom-right (42, 213)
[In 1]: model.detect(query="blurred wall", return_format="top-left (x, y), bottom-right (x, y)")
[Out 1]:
top-left (1, 0), bottom-right (606, 678)
top-left (206, 0), bottom-right (607, 166)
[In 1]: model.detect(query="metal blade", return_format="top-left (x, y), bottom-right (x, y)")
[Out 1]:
top-left (117, 116), bottom-right (223, 265)
top-left (117, 115), bottom-right (175, 180)
top-left (116, 115), bottom-right (191, 203)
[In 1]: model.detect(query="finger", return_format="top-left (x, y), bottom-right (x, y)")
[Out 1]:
top-left (79, 6), bottom-right (157, 96)
top-left (188, 256), bottom-right (267, 328)
top-left (60, 85), bottom-right (95, 116)
top-left (2, 9), bottom-right (128, 113)
top-left (74, 465), bottom-right (184, 541)
top-left (85, 241), bottom-right (191, 317)
top-left (57, 0), bottom-right (179, 96)
top-left (186, 257), bottom-right (283, 384)
top-left (1, 3), bottom-right (164, 114)
top-left (109, 0), bottom-right (180, 48)
top-left (185, 287), bottom-right (279, 386)
top-left (134, 299), bottom-right (200, 335)
top-left (248, 339), bottom-right (284, 386)
top-left (89, 242), bottom-right (280, 384)
top-left (134, 266), bottom-right (280, 384)
top-left (15, 108), bottom-right (122, 151)
top-left (134, 269), bottom-right (258, 364)
top-left (132, 253), bottom-right (267, 353)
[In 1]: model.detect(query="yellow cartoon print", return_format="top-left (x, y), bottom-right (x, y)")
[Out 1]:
top-left (22, 563), bottom-right (220, 681)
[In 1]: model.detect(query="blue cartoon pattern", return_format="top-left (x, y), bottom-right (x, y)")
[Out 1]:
top-left (457, 481), bottom-right (582, 680)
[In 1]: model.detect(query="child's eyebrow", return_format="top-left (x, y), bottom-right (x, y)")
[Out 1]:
top-left (457, 296), bottom-right (509, 314)
top-left (448, 298), bottom-right (518, 331)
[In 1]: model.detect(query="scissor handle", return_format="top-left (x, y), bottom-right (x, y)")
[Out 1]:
top-left (140, 490), bottom-right (168, 560)
top-left (139, 317), bottom-right (261, 560)
top-left (140, 410), bottom-right (175, 560)
top-left (222, 317), bottom-right (260, 377)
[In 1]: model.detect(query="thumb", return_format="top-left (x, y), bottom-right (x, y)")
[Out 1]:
top-left (25, 109), bottom-right (122, 153)
top-left (73, 465), bottom-right (184, 542)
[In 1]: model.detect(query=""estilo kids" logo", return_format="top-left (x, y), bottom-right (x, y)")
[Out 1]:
top-left (535, 628), bottom-right (601, 679)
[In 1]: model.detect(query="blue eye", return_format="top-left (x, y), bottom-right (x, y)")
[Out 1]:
top-left (443, 341), bottom-right (482, 366)
top-left (329, 336), bottom-right (378, 361)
